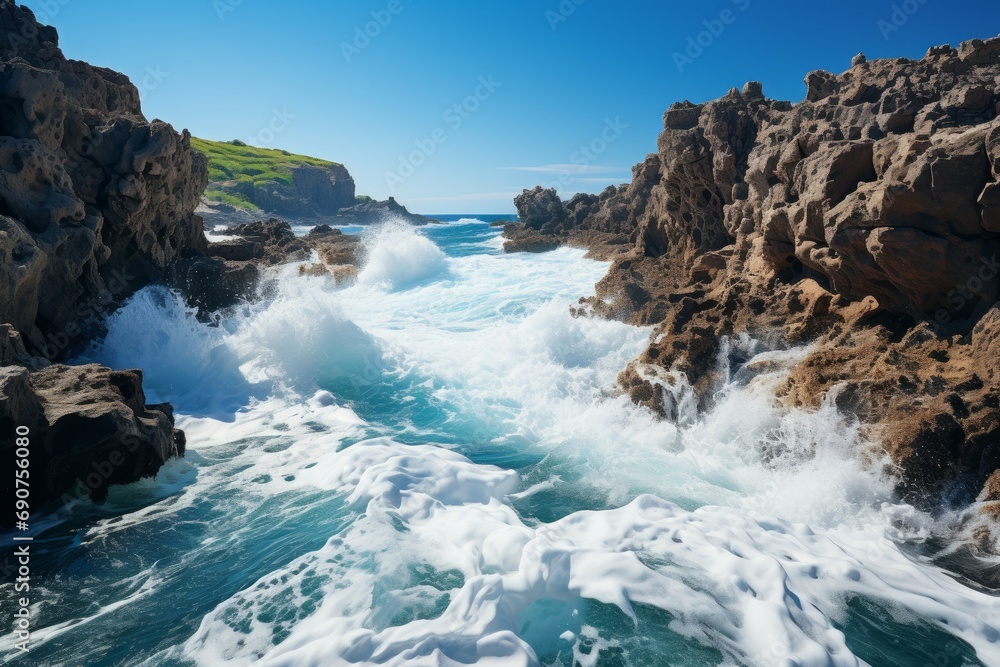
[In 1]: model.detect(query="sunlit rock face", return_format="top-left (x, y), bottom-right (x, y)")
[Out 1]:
top-left (510, 36), bottom-right (1000, 503)
top-left (0, 0), bottom-right (208, 357)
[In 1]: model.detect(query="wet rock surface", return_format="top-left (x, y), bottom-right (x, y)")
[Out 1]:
top-left (0, 326), bottom-right (182, 526)
top-left (0, 1), bottom-right (202, 512)
top-left (173, 218), bottom-right (360, 316)
top-left (509, 36), bottom-right (1000, 504)
top-left (331, 196), bottom-right (439, 226)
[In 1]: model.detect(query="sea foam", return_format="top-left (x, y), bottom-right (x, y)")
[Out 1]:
top-left (42, 223), bottom-right (1000, 667)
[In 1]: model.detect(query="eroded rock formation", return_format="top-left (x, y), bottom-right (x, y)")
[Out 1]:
top-left (171, 218), bottom-right (361, 315)
top-left (0, 0), bottom-right (203, 512)
top-left (1, 325), bottom-right (182, 523)
top-left (0, 0), bottom-right (208, 359)
top-left (509, 36), bottom-right (1000, 503)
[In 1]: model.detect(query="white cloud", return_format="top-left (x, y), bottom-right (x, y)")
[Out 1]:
top-left (407, 191), bottom-right (522, 202)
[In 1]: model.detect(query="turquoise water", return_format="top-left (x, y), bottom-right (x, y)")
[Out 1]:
top-left (1, 217), bottom-right (998, 666)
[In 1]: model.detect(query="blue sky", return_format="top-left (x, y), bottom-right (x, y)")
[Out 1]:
top-left (25, 0), bottom-right (1000, 213)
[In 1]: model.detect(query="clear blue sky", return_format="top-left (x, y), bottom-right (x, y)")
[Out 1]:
top-left (24, 0), bottom-right (1000, 214)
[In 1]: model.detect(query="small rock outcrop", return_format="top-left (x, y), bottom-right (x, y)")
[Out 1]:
top-left (332, 196), bottom-right (438, 226)
top-left (215, 219), bottom-right (359, 267)
top-left (509, 36), bottom-right (1000, 504)
top-left (1, 326), bottom-right (182, 524)
top-left (506, 186), bottom-right (637, 259)
top-left (173, 218), bottom-right (360, 314)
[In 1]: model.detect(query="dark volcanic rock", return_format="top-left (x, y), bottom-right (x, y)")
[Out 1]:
top-left (0, 1), bottom-right (204, 514)
top-left (174, 218), bottom-right (361, 314)
top-left (333, 196), bottom-right (438, 226)
top-left (216, 218), bottom-right (359, 267)
top-left (1, 359), bottom-right (182, 524)
top-left (512, 35), bottom-right (1000, 505)
top-left (0, 0), bottom-right (208, 360)
top-left (169, 253), bottom-right (260, 316)
top-left (229, 163), bottom-right (356, 217)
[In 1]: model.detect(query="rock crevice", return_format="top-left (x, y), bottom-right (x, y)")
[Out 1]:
top-left (509, 35), bottom-right (1000, 504)
top-left (0, 0), bottom-right (205, 517)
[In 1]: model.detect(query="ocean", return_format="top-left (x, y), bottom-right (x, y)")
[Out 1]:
top-left (1, 217), bottom-right (996, 666)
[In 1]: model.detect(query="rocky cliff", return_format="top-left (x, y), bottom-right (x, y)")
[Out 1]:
top-left (193, 137), bottom-right (356, 219)
top-left (509, 37), bottom-right (1000, 506)
top-left (0, 0), bottom-right (206, 518)
top-left (0, 1), bottom-right (208, 358)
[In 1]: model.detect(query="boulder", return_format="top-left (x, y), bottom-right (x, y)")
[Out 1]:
top-left (1, 362), bottom-right (183, 524)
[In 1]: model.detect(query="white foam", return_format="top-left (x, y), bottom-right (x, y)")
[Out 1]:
top-left (357, 222), bottom-right (448, 290)
top-left (204, 232), bottom-right (239, 243)
top-left (68, 226), bottom-right (1000, 666)
top-left (178, 440), bottom-right (1000, 666)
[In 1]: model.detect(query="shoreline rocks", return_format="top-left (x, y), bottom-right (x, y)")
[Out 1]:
top-left (1, 326), bottom-right (182, 526)
top-left (331, 196), bottom-right (439, 226)
top-left (508, 35), bottom-right (1000, 506)
top-left (172, 218), bottom-right (361, 316)
top-left (0, 0), bottom-right (203, 513)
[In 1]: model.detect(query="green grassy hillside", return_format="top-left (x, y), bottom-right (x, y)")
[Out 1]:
top-left (191, 137), bottom-right (342, 211)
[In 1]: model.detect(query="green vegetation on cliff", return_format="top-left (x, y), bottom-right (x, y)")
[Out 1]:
top-left (192, 137), bottom-right (342, 210)
top-left (203, 188), bottom-right (261, 211)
